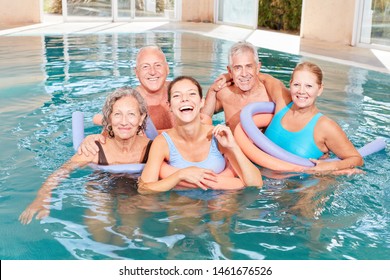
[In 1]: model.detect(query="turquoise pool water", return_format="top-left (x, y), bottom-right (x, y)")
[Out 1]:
top-left (0, 32), bottom-right (389, 260)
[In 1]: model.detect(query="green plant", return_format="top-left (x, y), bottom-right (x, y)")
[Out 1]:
top-left (44, 0), bottom-right (62, 14)
top-left (258, 0), bottom-right (302, 32)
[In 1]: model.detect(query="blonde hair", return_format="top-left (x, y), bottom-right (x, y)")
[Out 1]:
top-left (292, 62), bottom-right (323, 85)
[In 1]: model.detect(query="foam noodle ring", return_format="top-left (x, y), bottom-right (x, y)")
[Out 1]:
top-left (72, 111), bottom-right (158, 174)
top-left (235, 102), bottom-right (387, 172)
top-left (234, 114), bottom-right (305, 172)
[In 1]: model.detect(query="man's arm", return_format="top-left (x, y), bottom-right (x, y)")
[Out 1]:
top-left (259, 73), bottom-right (291, 106)
top-left (202, 88), bottom-right (219, 117)
top-left (202, 81), bottom-right (226, 117)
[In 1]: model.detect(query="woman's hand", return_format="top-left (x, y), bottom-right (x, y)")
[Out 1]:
top-left (77, 134), bottom-right (106, 156)
top-left (213, 124), bottom-right (237, 150)
top-left (305, 159), bottom-right (364, 176)
top-left (19, 200), bottom-right (50, 225)
top-left (178, 167), bottom-right (218, 190)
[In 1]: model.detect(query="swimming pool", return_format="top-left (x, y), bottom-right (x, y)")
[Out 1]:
top-left (0, 32), bottom-right (389, 260)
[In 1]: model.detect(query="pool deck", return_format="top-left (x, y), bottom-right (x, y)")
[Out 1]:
top-left (1, 15), bottom-right (389, 74)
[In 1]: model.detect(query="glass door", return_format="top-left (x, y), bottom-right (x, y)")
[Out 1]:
top-left (117, 0), bottom-right (132, 18)
top-left (65, 0), bottom-right (112, 20)
top-left (216, 0), bottom-right (258, 28)
top-left (63, 0), bottom-right (176, 21)
top-left (117, 0), bottom-right (176, 19)
top-left (358, 0), bottom-right (390, 49)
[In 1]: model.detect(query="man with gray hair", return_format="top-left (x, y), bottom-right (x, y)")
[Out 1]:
top-left (93, 45), bottom-right (174, 131)
top-left (134, 45), bottom-right (174, 130)
top-left (201, 41), bottom-right (290, 131)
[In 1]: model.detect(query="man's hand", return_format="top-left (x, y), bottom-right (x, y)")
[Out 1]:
top-left (77, 134), bottom-right (106, 156)
top-left (213, 73), bottom-right (233, 90)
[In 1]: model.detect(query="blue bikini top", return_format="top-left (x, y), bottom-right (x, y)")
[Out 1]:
top-left (162, 132), bottom-right (226, 174)
top-left (264, 102), bottom-right (324, 159)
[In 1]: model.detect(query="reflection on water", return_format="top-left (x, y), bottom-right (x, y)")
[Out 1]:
top-left (47, 174), bottom-right (263, 260)
top-left (0, 32), bottom-right (388, 260)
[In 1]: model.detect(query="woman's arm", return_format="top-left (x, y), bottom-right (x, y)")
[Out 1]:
top-left (138, 135), bottom-right (178, 194)
top-left (307, 117), bottom-right (364, 172)
top-left (19, 154), bottom-right (92, 224)
top-left (159, 161), bottom-right (244, 190)
top-left (213, 125), bottom-right (263, 187)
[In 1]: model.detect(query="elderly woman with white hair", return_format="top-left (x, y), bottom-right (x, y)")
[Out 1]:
top-left (19, 87), bottom-right (152, 224)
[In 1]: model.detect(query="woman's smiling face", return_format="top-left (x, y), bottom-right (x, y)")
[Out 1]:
top-left (110, 96), bottom-right (145, 139)
top-left (290, 70), bottom-right (323, 108)
top-left (169, 78), bottom-right (203, 123)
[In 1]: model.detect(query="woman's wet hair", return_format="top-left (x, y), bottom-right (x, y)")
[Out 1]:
top-left (102, 87), bottom-right (148, 137)
top-left (167, 75), bottom-right (203, 101)
top-left (292, 61), bottom-right (324, 85)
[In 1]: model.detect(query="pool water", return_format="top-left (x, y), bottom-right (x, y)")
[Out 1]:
top-left (0, 32), bottom-right (389, 260)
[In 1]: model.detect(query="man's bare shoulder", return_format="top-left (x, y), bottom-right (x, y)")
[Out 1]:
top-left (216, 86), bottom-right (234, 101)
top-left (135, 85), bottom-right (147, 98)
top-left (259, 72), bottom-right (283, 86)
top-left (258, 72), bottom-right (290, 103)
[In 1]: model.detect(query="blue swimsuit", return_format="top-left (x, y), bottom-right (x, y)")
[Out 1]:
top-left (265, 102), bottom-right (324, 159)
top-left (162, 132), bottom-right (226, 174)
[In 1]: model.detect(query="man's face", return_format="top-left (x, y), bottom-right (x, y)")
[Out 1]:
top-left (228, 51), bottom-right (260, 92)
top-left (135, 49), bottom-right (169, 93)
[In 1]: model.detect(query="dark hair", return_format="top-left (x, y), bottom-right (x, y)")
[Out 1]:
top-left (167, 76), bottom-right (203, 101)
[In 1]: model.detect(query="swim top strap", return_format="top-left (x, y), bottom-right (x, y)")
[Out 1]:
top-left (141, 140), bottom-right (153, 164)
top-left (95, 141), bottom-right (109, 165)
